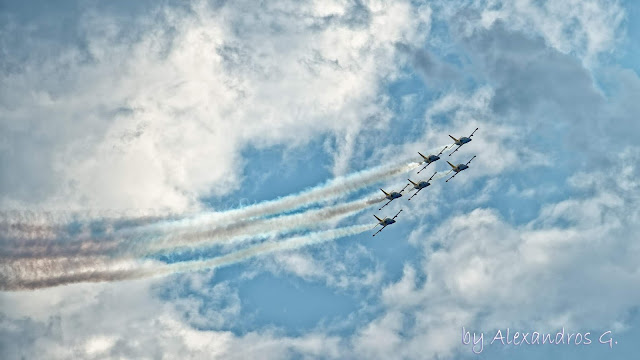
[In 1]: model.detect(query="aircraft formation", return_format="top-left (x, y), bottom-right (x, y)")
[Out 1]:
top-left (372, 128), bottom-right (478, 236)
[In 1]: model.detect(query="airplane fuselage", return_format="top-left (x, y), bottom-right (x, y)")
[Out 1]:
top-left (418, 149), bottom-right (446, 167)
top-left (456, 137), bottom-right (472, 146)
top-left (425, 154), bottom-right (440, 163)
top-left (387, 192), bottom-right (402, 200)
top-left (380, 218), bottom-right (396, 226)
top-left (454, 163), bottom-right (469, 172)
top-left (372, 209), bottom-right (402, 236)
top-left (415, 181), bottom-right (430, 190)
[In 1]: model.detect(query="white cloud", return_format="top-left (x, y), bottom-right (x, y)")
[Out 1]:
top-left (266, 242), bottom-right (384, 291)
top-left (1, 1), bottom-right (637, 359)
top-left (439, 0), bottom-right (625, 64)
top-left (0, 0), bottom-right (432, 211)
top-left (0, 273), bottom-right (347, 359)
top-left (356, 146), bottom-right (640, 358)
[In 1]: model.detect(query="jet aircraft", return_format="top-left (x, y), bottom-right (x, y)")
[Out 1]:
top-left (448, 128), bottom-right (478, 156)
top-left (379, 185), bottom-right (409, 210)
top-left (407, 171), bottom-right (437, 200)
top-left (372, 209), bottom-right (403, 237)
top-left (445, 156), bottom-right (476, 182)
top-left (417, 146), bottom-right (448, 174)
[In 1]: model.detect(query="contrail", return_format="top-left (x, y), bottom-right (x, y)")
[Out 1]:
top-left (141, 195), bottom-right (385, 255)
top-left (1, 159), bottom-right (447, 261)
top-left (0, 194), bottom-right (384, 259)
top-left (0, 144), bottom-right (454, 288)
top-left (433, 171), bottom-right (451, 181)
top-left (125, 144), bottom-right (452, 234)
top-left (3, 143), bottom-right (451, 246)
top-left (0, 256), bottom-right (160, 291)
top-left (0, 209), bottom-right (192, 257)
top-left (160, 224), bottom-right (375, 275)
top-left (0, 209), bottom-right (191, 238)
top-left (0, 224), bottom-right (373, 291)
top-left (1, 160), bottom-right (449, 261)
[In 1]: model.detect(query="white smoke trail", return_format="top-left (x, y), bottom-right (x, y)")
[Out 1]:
top-left (0, 158), bottom-right (408, 258)
top-left (0, 194), bottom-right (383, 260)
top-left (158, 223), bottom-right (375, 276)
top-left (0, 224), bottom-right (373, 290)
top-left (139, 195), bottom-right (384, 255)
top-left (433, 171), bottom-right (451, 181)
top-left (1, 163), bottom-right (450, 262)
top-left (0, 209), bottom-right (192, 257)
top-left (0, 256), bottom-right (160, 291)
top-left (0, 143), bottom-right (454, 291)
top-left (0, 209), bottom-right (191, 239)
top-left (126, 143), bottom-right (453, 234)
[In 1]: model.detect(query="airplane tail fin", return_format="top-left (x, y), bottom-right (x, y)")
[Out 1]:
top-left (373, 214), bottom-right (382, 222)
top-left (448, 135), bottom-right (458, 142)
top-left (447, 161), bottom-right (456, 169)
top-left (380, 188), bottom-right (389, 196)
top-left (408, 179), bottom-right (417, 186)
top-left (418, 152), bottom-right (428, 160)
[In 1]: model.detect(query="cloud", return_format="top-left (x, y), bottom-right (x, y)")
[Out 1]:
top-left (0, 0), bottom-right (432, 211)
top-left (437, 0), bottom-right (625, 64)
top-left (1, 0), bottom-right (638, 359)
top-left (355, 146), bottom-right (640, 358)
top-left (267, 242), bottom-right (385, 291)
top-left (0, 276), bottom-right (343, 359)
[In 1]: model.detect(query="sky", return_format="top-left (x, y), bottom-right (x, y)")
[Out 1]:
top-left (1, 0), bottom-right (639, 359)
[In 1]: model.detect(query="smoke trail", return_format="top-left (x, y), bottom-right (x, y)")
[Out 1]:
top-left (0, 209), bottom-right (193, 257)
top-left (0, 209), bottom-right (192, 237)
top-left (127, 144), bottom-right (452, 234)
top-left (161, 224), bottom-right (374, 275)
top-left (0, 256), bottom-right (160, 291)
top-left (141, 196), bottom-right (384, 254)
top-left (1, 162), bottom-right (442, 260)
top-left (0, 268), bottom-right (154, 291)
top-left (0, 194), bottom-right (383, 260)
top-left (433, 171), bottom-right (451, 181)
top-left (0, 224), bottom-right (372, 291)
top-left (1, 144), bottom-right (451, 262)
top-left (0, 156), bottom-right (416, 259)
top-left (0, 238), bottom-right (121, 260)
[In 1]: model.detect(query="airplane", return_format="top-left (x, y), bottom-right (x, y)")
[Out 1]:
top-left (416, 146), bottom-right (448, 174)
top-left (448, 127), bottom-right (478, 156)
top-left (407, 171), bottom-right (438, 200)
top-left (379, 185), bottom-right (409, 210)
top-left (372, 209), bottom-right (403, 237)
top-left (445, 156), bottom-right (476, 182)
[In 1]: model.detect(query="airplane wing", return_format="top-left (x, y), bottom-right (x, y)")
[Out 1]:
top-left (417, 163), bottom-right (430, 174)
top-left (465, 155), bottom-right (476, 165)
top-left (408, 189), bottom-right (421, 200)
top-left (373, 225), bottom-right (386, 237)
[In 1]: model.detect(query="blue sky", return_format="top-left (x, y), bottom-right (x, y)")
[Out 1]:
top-left (1, 0), bottom-right (639, 359)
